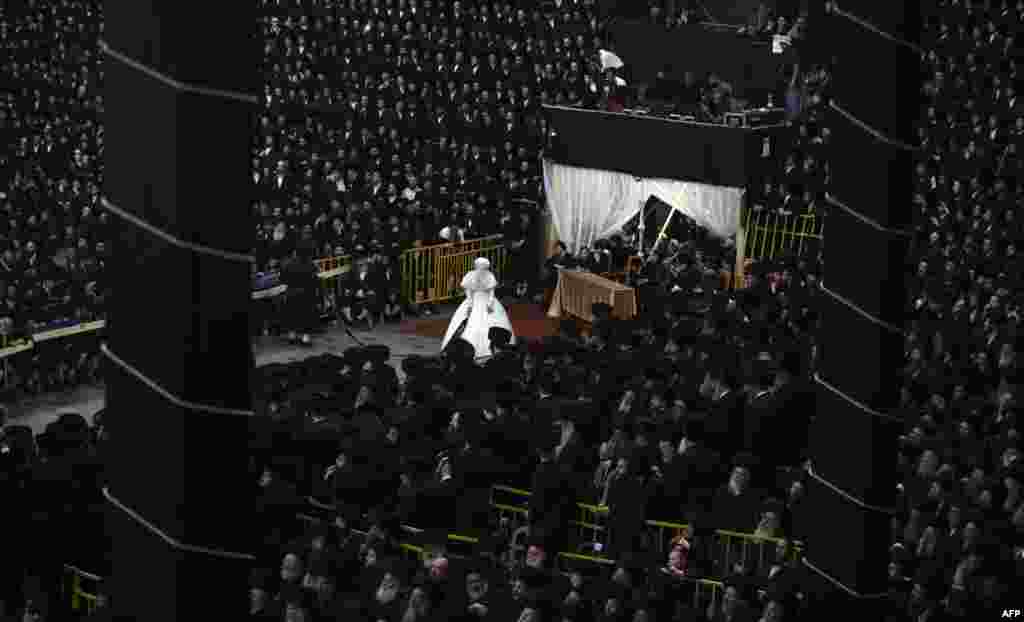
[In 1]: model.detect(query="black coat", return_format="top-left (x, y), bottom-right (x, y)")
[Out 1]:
top-left (771, 378), bottom-right (813, 467)
top-left (710, 485), bottom-right (762, 533)
top-left (606, 473), bottom-right (654, 553)
top-left (742, 388), bottom-right (780, 469)
top-left (704, 390), bottom-right (745, 462)
top-left (528, 461), bottom-right (575, 550)
top-left (416, 476), bottom-right (460, 529)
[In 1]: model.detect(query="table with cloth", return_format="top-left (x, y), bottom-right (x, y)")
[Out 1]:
top-left (546, 269), bottom-right (637, 322)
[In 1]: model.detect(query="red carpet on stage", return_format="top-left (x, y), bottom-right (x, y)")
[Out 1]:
top-left (399, 302), bottom-right (560, 341)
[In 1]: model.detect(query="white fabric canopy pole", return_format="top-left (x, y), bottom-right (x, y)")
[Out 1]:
top-left (650, 206), bottom-right (678, 257)
top-left (734, 222), bottom-right (747, 290)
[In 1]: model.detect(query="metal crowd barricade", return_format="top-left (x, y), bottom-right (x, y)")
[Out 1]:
top-left (645, 519), bottom-right (691, 555)
top-left (399, 524), bottom-right (479, 559)
top-left (575, 502), bottom-right (609, 548)
top-left (486, 484), bottom-right (804, 579)
top-left (489, 485), bottom-right (609, 549)
top-left (490, 485), bottom-right (531, 535)
top-left (313, 255), bottom-right (351, 319)
top-left (741, 206), bottom-right (824, 263)
top-left (692, 578), bottom-right (726, 614)
top-left (398, 236), bottom-right (509, 305)
top-left (491, 484), bottom-right (531, 506)
top-left (711, 530), bottom-right (802, 576)
top-left (63, 564), bottom-right (102, 615)
top-left (295, 513), bottom-right (475, 570)
top-left (550, 552), bottom-right (725, 616)
top-left (555, 551), bottom-right (616, 576)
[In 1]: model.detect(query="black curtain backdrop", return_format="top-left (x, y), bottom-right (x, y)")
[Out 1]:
top-left (545, 105), bottom-right (788, 187)
top-left (103, 1), bottom-right (258, 620)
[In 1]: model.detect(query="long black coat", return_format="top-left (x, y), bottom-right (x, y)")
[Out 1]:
top-left (281, 256), bottom-right (320, 332)
top-left (704, 390), bottom-right (746, 463)
top-left (605, 472), bottom-right (654, 555)
top-left (528, 461), bottom-right (575, 551)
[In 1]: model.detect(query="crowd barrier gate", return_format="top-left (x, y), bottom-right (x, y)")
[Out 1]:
top-left (487, 484), bottom-right (802, 575)
top-left (62, 565), bottom-right (101, 615)
top-left (741, 206), bottom-right (823, 264)
top-left (67, 483), bottom-right (800, 614)
top-left (310, 235), bottom-right (511, 315)
top-left (398, 235), bottom-right (509, 305)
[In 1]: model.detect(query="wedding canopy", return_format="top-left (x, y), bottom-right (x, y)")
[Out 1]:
top-left (542, 159), bottom-right (745, 255)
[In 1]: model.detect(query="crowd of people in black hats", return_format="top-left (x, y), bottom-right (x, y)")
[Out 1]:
top-left (239, 253), bottom-right (826, 622)
top-left (885, 0), bottom-right (1024, 618)
top-left (0, 0), bottom-right (107, 398)
top-left (251, 0), bottom-right (628, 331)
top-left (0, 0), bottom-right (823, 399)
top-left (1, 0), bottom-right (1023, 621)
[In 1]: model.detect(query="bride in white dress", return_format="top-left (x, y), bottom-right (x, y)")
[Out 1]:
top-left (440, 257), bottom-right (516, 358)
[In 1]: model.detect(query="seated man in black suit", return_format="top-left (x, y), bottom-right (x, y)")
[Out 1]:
top-left (340, 255), bottom-right (378, 329)
top-left (540, 241), bottom-right (574, 307)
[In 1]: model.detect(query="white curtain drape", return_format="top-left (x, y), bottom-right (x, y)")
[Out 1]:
top-left (542, 160), bottom-right (745, 254)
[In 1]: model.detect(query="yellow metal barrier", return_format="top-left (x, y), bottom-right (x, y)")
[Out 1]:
top-left (310, 235), bottom-right (511, 313)
top-left (298, 513), bottom-right (477, 567)
top-left (575, 503), bottom-right (609, 547)
top-left (741, 206), bottom-right (823, 264)
top-left (314, 255), bottom-right (351, 277)
top-left (556, 551), bottom-right (616, 575)
top-left (485, 484), bottom-right (802, 579)
top-left (492, 484), bottom-right (531, 499)
top-left (63, 565), bottom-right (101, 615)
top-left (646, 520), bottom-right (691, 554)
top-left (400, 524), bottom-right (479, 558)
top-left (312, 255), bottom-right (352, 318)
top-left (712, 529), bottom-right (802, 576)
top-left (551, 553), bottom-right (724, 615)
top-left (694, 578), bottom-right (726, 613)
top-left (300, 488), bottom-right (803, 586)
top-left (398, 235), bottom-right (509, 305)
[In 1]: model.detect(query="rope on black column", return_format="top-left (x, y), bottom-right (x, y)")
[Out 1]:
top-left (99, 39), bottom-right (260, 106)
top-left (801, 556), bottom-right (892, 600)
top-left (824, 193), bottom-right (912, 238)
top-left (812, 372), bottom-right (901, 423)
top-left (103, 487), bottom-right (257, 561)
top-left (800, 460), bottom-right (898, 600)
top-left (824, 2), bottom-right (925, 57)
top-left (818, 280), bottom-right (904, 336)
top-left (101, 343), bottom-right (255, 417)
top-left (100, 197), bottom-right (256, 264)
top-left (804, 461), bottom-right (898, 516)
top-left (829, 101), bottom-right (919, 153)
top-left (94, 42), bottom-right (260, 555)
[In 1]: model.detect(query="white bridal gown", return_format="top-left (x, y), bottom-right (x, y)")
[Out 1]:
top-left (440, 268), bottom-right (516, 358)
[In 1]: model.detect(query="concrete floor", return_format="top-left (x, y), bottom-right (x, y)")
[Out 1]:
top-left (4, 302), bottom-right (464, 435)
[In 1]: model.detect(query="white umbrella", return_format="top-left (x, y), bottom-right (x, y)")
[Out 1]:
top-left (598, 49), bottom-right (624, 70)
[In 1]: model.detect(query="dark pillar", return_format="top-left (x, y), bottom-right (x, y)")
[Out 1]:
top-left (102, 2), bottom-right (257, 620)
top-left (804, 0), bottom-right (921, 616)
